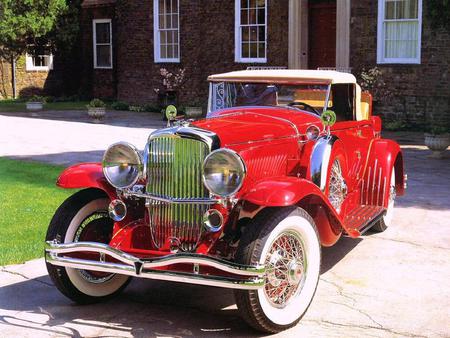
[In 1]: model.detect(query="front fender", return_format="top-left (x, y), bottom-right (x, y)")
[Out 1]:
top-left (242, 177), bottom-right (359, 241)
top-left (57, 163), bottom-right (117, 199)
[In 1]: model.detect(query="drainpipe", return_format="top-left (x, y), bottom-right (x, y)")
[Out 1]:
top-left (11, 55), bottom-right (16, 99)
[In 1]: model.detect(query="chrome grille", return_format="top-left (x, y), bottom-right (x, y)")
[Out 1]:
top-left (147, 136), bottom-right (210, 251)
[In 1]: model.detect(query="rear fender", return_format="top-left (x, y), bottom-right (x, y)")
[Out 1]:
top-left (242, 177), bottom-right (358, 244)
top-left (56, 163), bottom-right (117, 200)
top-left (363, 140), bottom-right (405, 207)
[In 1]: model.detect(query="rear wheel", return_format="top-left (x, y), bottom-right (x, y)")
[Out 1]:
top-left (46, 188), bottom-right (130, 304)
top-left (372, 168), bottom-right (396, 232)
top-left (234, 207), bottom-right (321, 333)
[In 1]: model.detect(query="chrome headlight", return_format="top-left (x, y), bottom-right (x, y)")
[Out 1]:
top-left (202, 148), bottom-right (246, 197)
top-left (102, 142), bottom-right (143, 189)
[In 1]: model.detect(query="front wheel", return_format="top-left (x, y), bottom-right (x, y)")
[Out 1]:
top-left (234, 207), bottom-right (321, 333)
top-left (45, 188), bottom-right (130, 304)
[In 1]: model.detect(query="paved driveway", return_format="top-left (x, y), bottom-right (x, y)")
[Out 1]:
top-left (0, 114), bottom-right (449, 337)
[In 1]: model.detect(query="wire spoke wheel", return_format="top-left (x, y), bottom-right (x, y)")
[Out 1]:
top-left (264, 231), bottom-right (306, 308)
top-left (328, 159), bottom-right (346, 213)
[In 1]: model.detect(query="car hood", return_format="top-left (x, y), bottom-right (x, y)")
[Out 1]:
top-left (192, 107), bottom-right (321, 146)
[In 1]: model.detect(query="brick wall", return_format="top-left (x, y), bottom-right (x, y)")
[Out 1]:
top-left (84, 0), bottom-right (289, 105)
top-left (350, 0), bottom-right (450, 127)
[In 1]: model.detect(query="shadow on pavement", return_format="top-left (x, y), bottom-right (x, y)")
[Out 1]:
top-left (0, 237), bottom-right (363, 337)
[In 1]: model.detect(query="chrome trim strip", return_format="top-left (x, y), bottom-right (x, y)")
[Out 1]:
top-left (310, 135), bottom-right (338, 191)
top-left (45, 241), bottom-right (265, 290)
top-left (148, 126), bottom-right (220, 151)
top-left (123, 191), bottom-right (219, 205)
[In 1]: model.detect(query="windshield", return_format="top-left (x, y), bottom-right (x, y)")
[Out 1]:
top-left (208, 82), bottom-right (331, 116)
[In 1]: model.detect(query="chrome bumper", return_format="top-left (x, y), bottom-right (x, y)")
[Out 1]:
top-left (45, 241), bottom-right (265, 290)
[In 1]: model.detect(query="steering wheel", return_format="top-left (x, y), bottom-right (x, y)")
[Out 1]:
top-left (287, 101), bottom-right (320, 115)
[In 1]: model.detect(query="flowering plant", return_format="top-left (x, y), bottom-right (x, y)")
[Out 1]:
top-left (154, 68), bottom-right (186, 94)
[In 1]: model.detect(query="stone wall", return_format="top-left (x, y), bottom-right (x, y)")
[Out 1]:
top-left (0, 55), bottom-right (65, 99)
top-left (350, 0), bottom-right (450, 127)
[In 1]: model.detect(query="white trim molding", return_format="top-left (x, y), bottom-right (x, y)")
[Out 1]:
top-left (153, 0), bottom-right (180, 63)
top-left (235, 0), bottom-right (267, 63)
top-left (377, 0), bottom-right (422, 64)
top-left (93, 19), bottom-right (113, 69)
top-left (25, 53), bottom-right (53, 72)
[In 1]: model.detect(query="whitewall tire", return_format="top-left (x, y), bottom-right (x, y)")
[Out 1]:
top-left (234, 207), bottom-right (321, 333)
top-left (46, 188), bottom-right (130, 303)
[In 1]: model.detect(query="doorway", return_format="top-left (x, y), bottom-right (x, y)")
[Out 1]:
top-left (308, 0), bottom-right (337, 70)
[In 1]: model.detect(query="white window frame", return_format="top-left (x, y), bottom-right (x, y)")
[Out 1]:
top-left (93, 19), bottom-right (113, 69)
top-left (153, 0), bottom-right (180, 63)
top-left (377, 0), bottom-right (422, 64)
top-left (25, 52), bottom-right (53, 71)
top-left (235, 0), bottom-right (267, 63)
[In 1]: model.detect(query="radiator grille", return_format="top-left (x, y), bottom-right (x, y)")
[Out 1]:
top-left (147, 136), bottom-right (210, 251)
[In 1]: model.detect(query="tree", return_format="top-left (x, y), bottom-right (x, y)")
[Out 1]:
top-left (0, 0), bottom-right (68, 98)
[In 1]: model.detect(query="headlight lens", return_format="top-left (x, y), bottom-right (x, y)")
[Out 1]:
top-left (203, 149), bottom-right (246, 197)
top-left (102, 142), bottom-right (143, 189)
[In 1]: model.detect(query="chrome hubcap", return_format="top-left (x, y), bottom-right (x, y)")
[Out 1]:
top-left (264, 231), bottom-right (306, 308)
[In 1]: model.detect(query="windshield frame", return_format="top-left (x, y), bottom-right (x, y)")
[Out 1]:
top-left (207, 81), bottom-right (332, 116)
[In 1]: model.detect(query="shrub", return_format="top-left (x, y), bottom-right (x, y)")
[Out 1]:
top-left (129, 105), bottom-right (145, 112)
top-left (427, 125), bottom-right (449, 135)
top-left (112, 101), bottom-right (129, 111)
top-left (28, 95), bottom-right (46, 103)
top-left (384, 120), bottom-right (406, 131)
top-left (87, 98), bottom-right (106, 108)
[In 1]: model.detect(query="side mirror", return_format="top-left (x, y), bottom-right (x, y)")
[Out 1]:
top-left (371, 116), bottom-right (382, 133)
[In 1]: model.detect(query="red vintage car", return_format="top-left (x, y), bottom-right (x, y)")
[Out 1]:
top-left (45, 69), bottom-right (406, 333)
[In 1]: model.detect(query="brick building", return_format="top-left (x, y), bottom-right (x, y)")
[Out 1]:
top-left (79, 0), bottom-right (449, 125)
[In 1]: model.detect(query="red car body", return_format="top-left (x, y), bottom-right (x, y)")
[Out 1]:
top-left (46, 70), bottom-right (406, 333)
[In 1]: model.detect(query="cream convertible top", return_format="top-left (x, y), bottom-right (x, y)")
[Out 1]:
top-left (208, 69), bottom-right (357, 85)
top-left (208, 69), bottom-right (369, 120)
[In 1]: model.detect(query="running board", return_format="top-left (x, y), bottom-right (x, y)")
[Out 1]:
top-left (344, 205), bottom-right (386, 236)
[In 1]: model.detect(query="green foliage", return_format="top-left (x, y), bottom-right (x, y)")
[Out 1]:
top-left (0, 158), bottom-right (72, 265)
top-left (129, 105), bottom-right (145, 112)
top-left (428, 0), bottom-right (450, 30)
top-left (427, 125), bottom-right (449, 135)
top-left (28, 95), bottom-right (46, 103)
top-left (143, 103), bottom-right (161, 112)
top-left (0, 0), bottom-right (68, 60)
top-left (384, 120), bottom-right (407, 131)
top-left (111, 101), bottom-right (130, 111)
top-left (359, 67), bottom-right (393, 103)
top-left (87, 98), bottom-right (106, 108)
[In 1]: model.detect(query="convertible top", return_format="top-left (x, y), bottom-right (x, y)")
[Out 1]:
top-left (208, 69), bottom-right (357, 85)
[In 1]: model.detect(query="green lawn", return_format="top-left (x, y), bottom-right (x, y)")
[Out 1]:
top-left (0, 99), bottom-right (91, 112)
top-left (0, 158), bottom-right (73, 265)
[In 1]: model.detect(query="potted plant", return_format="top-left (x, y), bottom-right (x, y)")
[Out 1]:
top-left (86, 98), bottom-right (106, 123)
top-left (26, 95), bottom-right (45, 111)
top-left (424, 125), bottom-right (450, 158)
top-left (154, 68), bottom-right (186, 117)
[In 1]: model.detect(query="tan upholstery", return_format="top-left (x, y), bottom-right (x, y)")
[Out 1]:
top-left (293, 89), bottom-right (331, 108)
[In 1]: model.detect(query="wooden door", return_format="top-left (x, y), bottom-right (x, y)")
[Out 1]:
top-left (308, 1), bottom-right (336, 70)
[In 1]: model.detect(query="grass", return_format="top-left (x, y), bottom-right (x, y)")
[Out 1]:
top-left (0, 99), bottom-right (91, 112)
top-left (0, 158), bottom-right (73, 265)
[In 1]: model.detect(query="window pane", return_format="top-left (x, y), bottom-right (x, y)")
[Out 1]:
top-left (159, 14), bottom-right (166, 29)
top-left (242, 27), bottom-right (250, 42)
top-left (96, 23), bottom-right (110, 43)
top-left (241, 0), bottom-right (248, 9)
top-left (398, 0), bottom-right (418, 19)
top-left (249, 0), bottom-right (256, 8)
top-left (160, 31), bottom-right (167, 44)
top-left (241, 9), bottom-right (248, 25)
top-left (385, 1), bottom-right (396, 19)
top-left (249, 8), bottom-right (257, 24)
top-left (249, 42), bottom-right (258, 58)
top-left (250, 27), bottom-right (257, 42)
top-left (160, 44), bottom-right (167, 59)
top-left (258, 26), bottom-right (265, 42)
top-left (384, 21), bottom-right (418, 58)
top-left (242, 42), bottom-right (249, 58)
top-left (257, 8), bottom-right (265, 24)
top-left (96, 45), bottom-right (111, 67)
top-left (258, 42), bottom-right (266, 58)
top-left (256, 0), bottom-right (265, 7)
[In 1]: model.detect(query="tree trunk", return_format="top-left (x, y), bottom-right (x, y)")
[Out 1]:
top-left (11, 55), bottom-right (16, 99)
